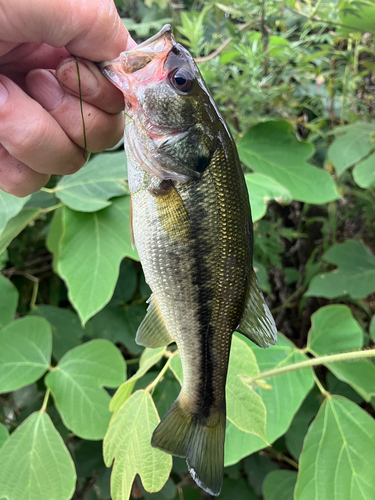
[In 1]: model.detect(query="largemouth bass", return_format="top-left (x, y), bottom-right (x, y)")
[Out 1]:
top-left (101, 25), bottom-right (277, 496)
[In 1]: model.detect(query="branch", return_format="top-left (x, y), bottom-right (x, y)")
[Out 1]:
top-left (195, 20), bottom-right (260, 63)
top-left (245, 348), bottom-right (375, 384)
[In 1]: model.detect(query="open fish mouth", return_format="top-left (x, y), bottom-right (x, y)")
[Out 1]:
top-left (100, 24), bottom-right (174, 98)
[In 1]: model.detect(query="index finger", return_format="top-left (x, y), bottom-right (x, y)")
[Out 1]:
top-left (0, 0), bottom-right (136, 61)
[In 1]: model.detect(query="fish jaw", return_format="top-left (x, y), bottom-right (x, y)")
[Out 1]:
top-left (100, 24), bottom-right (174, 105)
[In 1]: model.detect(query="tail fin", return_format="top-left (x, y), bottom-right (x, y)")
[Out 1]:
top-left (151, 399), bottom-right (225, 496)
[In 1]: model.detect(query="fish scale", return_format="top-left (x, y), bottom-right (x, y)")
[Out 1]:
top-left (101, 24), bottom-right (277, 496)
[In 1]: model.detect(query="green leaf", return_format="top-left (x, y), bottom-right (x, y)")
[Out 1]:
top-left (306, 240), bottom-right (375, 299)
top-left (285, 386), bottom-right (324, 460)
top-left (328, 123), bottom-right (375, 175)
top-left (370, 315), bottom-right (375, 343)
top-left (245, 173), bottom-right (292, 221)
top-left (238, 120), bottom-right (339, 204)
top-left (46, 339), bottom-right (126, 439)
top-left (46, 207), bottom-right (65, 272)
top-left (308, 305), bottom-right (375, 402)
top-left (56, 196), bottom-right (138, 324)
top-left (295, 396), bottom-right (375, 500)
top-left (263, 470), bottom-right (297, 500)
top-left (224, 334), bottom-right (314, 466)
top-left (110, 347), bottom-right (165, 418)
top-left (30, 305), bottom-right (83, 360)
top-left (244, 453), bottom-right (277, 496)
top-left (0, 208), bottom-right (40, 254)
top-left (0, 191), bottom-right (30, 237)
top-left (0, 411), bottom-right (76, 500)
top-left (87, 305), bottom-right (145, 355)
top-left (226, 336), bottom-right (267, 440)
top-left (55, 152), bottom-right (127, 212)
top-left (0, 274), bottom-right (18, 328)
top-left (353, 153), bottom-right (375, 188)
top-left (0, 423), bottom-right (8, 449)
top-left (220, 477), bottom-right (258, 500)
top-left (0, 317), bottom-right (52, 392)
top-left (104, 390), bottom-right (172, 500)
top-left (339, 1), bottom-right (375, 34)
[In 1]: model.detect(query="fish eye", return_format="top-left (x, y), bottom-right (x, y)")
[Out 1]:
top-left (168, 68), bottom-right (195, 94)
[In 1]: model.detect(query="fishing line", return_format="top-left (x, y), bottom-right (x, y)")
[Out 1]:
top-left (74, 56), bottom-right (88, 160)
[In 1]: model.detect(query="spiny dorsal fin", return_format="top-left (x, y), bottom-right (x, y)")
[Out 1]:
top-left (236, 271), bottom-right (277, 348)
top-left (136, 295), bottom-right (174, 348)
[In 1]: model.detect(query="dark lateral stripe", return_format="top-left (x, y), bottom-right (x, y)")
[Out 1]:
top-left (189, 193), bottom-right (216, 420)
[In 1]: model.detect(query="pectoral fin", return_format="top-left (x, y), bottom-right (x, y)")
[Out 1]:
top-left (136, 295), bottom-right (174, 348)
top-left (237, 271), bottom-right (278, 348)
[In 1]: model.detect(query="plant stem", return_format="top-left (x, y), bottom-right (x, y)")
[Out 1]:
top-left (247, 348), bottom-right (375, 383)
top-left (313, 371), bottom-right (330, 398)
top-left (271, 284), bottom-right (307, 313)
top-left (40, 388), bottom-right (51, 413)
top-left (145, 354), bottom-right (174, 394)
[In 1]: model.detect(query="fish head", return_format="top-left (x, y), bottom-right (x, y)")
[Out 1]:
top-left (101, 25), bottom-right (220, 182)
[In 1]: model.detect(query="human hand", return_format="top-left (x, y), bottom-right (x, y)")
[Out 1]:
top-left (0, 0), bottom-right (135, 197)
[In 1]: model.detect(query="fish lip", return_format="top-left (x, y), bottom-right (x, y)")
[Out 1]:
top-left (100, 24), bottom-right (174, 91)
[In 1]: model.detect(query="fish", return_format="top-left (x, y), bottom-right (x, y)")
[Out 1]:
top-left (101, 25), bottom-right (277, 496)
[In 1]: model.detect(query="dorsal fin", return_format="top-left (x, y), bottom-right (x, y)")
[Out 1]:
top-left (136, 295), bottom-right (174, 348)
top-left (236, 271), bottom-right (277, 348)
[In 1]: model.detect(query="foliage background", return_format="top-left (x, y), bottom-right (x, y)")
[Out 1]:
top-left (0, 0), bottom-right (375, 499)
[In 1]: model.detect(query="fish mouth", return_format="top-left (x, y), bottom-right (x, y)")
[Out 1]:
top-left (100, 24), bottom-right (174, 97)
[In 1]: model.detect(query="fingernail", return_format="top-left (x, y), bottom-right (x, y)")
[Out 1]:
top-left (29, 70), bottom-right (65, 112)
top-left (0, 82), bottom-right (9, 107)
top-left (57, 59), bottom-right (99, 97)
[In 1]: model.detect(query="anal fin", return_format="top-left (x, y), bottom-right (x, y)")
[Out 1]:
top-left (237, 271), bottom-right (278, 348)
top-left (136, 295), bottom-right (174, 348)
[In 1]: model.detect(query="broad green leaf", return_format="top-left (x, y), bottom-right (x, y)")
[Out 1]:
top-left (104, 390), bottom-right (172, 500)
top-left (285, 386), bottom-right (325, 460)
top-left (108, 259), bottom-right (138, 306)
top-left (308, 305), bottom-right (375, 401)
top-left (0, 249), bottom-right (8, 270)
top-left (30, 305), bottom-right (83, 360)
top-left (295, 396), bottom-right (375, 500)
top-left (0, 317), bottom-right (52, 392)
top-left (244, 454), bottom-right (277, 496)
top-left (339, 1), bottom-right (375, 34)
top-left (25, 189), bottom-right (57, 209)
top-left (0, 411), bottom-right (76, 500)
top-left (0, 274), bottom-right (18, 328)
top-left (326, 372), bottom-right (364, 405)
top-left (353, 153), bottom-right (375, 188)
top-left (0, 423), bottom-right (8, 449)
top-left (46, 207), bottom-right (65, 272)
top-left (306, 240), bottom-right (375, 299)
top-left (0, 208), bottom-right (40, 254)
top-left (56, 196), bottom-right (138, 324)
top-left (110, 347), bottom-right (165, 418)
top-left (55, 152), bottom-right (127, 212)
top-left (370, 315), bottom-right (375, 343)
top-left (87, 305), bottom-right (145, 355)
top-left (0, 191), bottom-right (29, 237)
top-left (226, 336), bottom-right (267, 440)
top-left (245, 173), bottom-right (291, 221)
top-left (220, 477), bottom-right (258, 500)
top-left (46, 340), bottom-right (126, 439)
top-left (263, 470), bottom-right (297, 500)
top-left (328, 123), bottom-right (375, 175)
top-left (238, 120), bottom-right (339, 204)
top-left (224, 334), bottom-right (314, 465)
